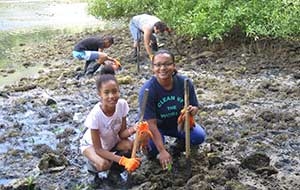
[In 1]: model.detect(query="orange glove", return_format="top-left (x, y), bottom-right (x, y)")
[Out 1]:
top-left (118, 156), bottom-right (141, 172)
top-left (149, 54), bottom-right (154, 61)
top-left (136, 121), bottom-right (153, 154)
top-left (177, 108), bottom-right (195, 132)
top-left (112, 59), bottom-right (122, 70)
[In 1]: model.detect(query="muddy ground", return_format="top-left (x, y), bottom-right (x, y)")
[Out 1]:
top-left (0, 27), bottom-right (299, 190)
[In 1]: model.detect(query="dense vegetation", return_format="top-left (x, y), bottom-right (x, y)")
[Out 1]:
top-left (88, 0), bottom-right (300, 40)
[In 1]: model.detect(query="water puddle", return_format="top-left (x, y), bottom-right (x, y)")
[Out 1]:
top-left (0, 0), bottom-right (121, 88)
top-left (0, 0), bottom-right (102, 31)
top-left (0, 178), bottom-right (14, 186)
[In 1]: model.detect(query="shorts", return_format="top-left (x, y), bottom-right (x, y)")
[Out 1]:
top-left (129, 19), bottom-right (141, 42)
top-left (72, 51), bottom-right (100, 61)
top-left (80, 138), bottom-right (92, 153)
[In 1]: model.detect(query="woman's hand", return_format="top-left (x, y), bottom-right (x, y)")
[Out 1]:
top-left (187, 105), bottom-right (198, 116)
top-left (158, 149), bottom-right (172, 170)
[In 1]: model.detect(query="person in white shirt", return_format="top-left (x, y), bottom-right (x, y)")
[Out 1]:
top-left (80, 65), bottom-right (140, 173)
top-left (129, 14), bottom-right (171, 60)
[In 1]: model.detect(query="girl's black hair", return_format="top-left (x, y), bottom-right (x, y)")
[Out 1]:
top-left (96, 65), bottom-right (117, 91)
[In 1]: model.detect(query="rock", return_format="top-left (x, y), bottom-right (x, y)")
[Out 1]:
top-left (6, 69), bottom-right (16, 74)
top-left (49, 111), bottom-right (73, 123)
top-left (221, 103), bottom-right (240, 110)
top-left (0, 91), bottom-right (10, 98)
top-left (224, 164), bottom-right (239, 179)
top-left (259, 110), bottom-right (278, 123)
top-left (117, 75), bottom-right (132, 84)
top-left (241, 152), bottom-right (270, 170)
top-left (225, 180), bottom-right (253, 190)
top-left (186, 180), bottom-right (212, 190)
top-left (255, 166), bottom-right (278, 175)
top-left (41, 92), bottom-right (57, 106)
top-left (38, 153), bottom-right (68, 171)
top-left (32, 144), bottom-right (57, 157)
top-left (191, 51), bottom-right (215, 59)
top-left (12, 84), bottom-right (37, 92)
top-left (186, 174), bottom-right (205, 186)
top-left (293, 72), bottom-right (300, 79)
top-left (207, 153), bottom-right (224, 167)
top-left (4, 177), bottom-right (37, 190)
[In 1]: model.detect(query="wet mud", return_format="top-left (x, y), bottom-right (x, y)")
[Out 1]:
top-left (0, 27), bottom-right (299, 190)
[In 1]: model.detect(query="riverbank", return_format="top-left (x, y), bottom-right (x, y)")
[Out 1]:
top-left (0, 25), bottom-right (300, 189)
top-left (0, 0), bottom-right (126, 87)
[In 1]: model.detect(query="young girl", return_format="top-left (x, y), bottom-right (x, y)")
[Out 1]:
top-left (80, 65), bottom-right (140, 174)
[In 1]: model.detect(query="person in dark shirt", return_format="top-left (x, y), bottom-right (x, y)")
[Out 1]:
top-left (138, 49), bottom-right (206, 170)
top-left (73, 36), bottom-right (121, 76)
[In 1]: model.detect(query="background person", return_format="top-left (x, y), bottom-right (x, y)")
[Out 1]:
top-left (129, 14), bottom-right (170, 60)
top-left (73, 36), bottom-right (121, 76)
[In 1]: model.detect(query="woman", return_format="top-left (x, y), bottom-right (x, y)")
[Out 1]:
top-left (129, 14), bottom-right (170, 60)
top-left (138, 49), bottom-right (206, 170)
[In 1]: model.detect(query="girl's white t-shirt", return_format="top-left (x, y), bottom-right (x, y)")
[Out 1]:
top-left (81, 99), bottom-right (129, 151)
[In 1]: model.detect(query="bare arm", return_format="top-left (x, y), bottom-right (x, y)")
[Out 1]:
top-left (147, 119), bottom-right (171, 169)
top-left (147, 119), bottom-right (165, 152)
top-left (91, 129), bottom-right (122, 163)
top-left (143, 27), bottom-right (153, 57)
top-left (106, 55), bottom-right (116, 62)
top-left (119, 117), bottom-right (135, 138)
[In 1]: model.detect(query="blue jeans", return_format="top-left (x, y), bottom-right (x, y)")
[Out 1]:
top-left (148, 123), bottom-right (206, 157)
top-left (129, 19), bottom-right (141, 42)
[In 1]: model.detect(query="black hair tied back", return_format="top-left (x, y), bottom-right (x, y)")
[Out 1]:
top-left (96, 65), bottom-right (117, 91)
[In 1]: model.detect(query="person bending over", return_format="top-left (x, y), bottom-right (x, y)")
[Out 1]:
top-left (129, 14), bottom-right (170, 61)
top-left (73, 36), bottom-right (121, 75)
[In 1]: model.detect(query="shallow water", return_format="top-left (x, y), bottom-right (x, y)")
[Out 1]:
top-left (0, 0), bottom-right (101, 31)
top-left (0, 0), bottom-right (110, 88)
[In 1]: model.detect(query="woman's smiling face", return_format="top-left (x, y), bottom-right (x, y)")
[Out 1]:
top-left (152, 53), bottom-right (175, 81)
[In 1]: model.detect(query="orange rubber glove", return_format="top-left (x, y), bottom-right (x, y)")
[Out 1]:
top-left (113, 59), bottom-right (122, 70)
top-left (177, 108), bottom-right (195, 132)
top-left (136, 121), bottom-right (153, 154)
top-left (149, 54), bottom-right (154, 61)
top-left (118, 156), bottom-right (141, 172)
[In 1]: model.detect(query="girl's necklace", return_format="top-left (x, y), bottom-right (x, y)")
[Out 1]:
top-left (100, 105), bottom-right (115, 117)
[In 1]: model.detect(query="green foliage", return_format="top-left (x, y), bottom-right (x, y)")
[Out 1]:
top-left (88, 0), bottom-right (300, 40)
top-left (87, 0), bottom-right (157, 19)
top-left (25, 176), bottom-right (35, 190)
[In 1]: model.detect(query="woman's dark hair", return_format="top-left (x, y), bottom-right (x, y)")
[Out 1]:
top-left (102, 36), bottom-right (114, 45)
top-left (96, 65), bottom-right (117, 91)
top-left (152, 49), bottom-right (177, 75)
top-left (153, 49), bottom-right (175, 63)
top-left (154, 21), bottom-right (171, 34)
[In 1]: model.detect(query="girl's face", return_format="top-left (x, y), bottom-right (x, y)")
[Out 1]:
top-left (152, 53), bottom-right (175, 81)
top-left (98, 80), bottom-right (120, 108)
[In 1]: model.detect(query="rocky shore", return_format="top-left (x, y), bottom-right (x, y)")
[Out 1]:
top-left (0, 27), bottom-right (299, 190)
